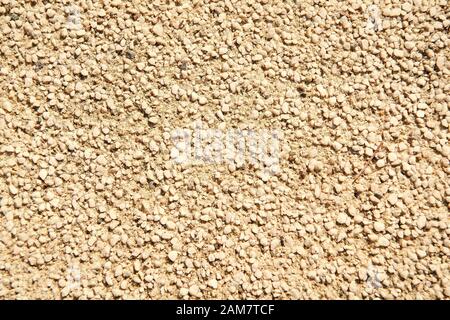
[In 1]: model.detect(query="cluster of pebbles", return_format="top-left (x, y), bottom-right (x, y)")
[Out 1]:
top-left (0, 0), bottom-right (449, 299)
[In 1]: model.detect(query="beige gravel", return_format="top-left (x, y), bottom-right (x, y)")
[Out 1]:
top-left (0, 0), bottom-right (449, 299)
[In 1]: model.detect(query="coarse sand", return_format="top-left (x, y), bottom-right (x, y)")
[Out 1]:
top-left (0, 0), bottom-right (449, 299)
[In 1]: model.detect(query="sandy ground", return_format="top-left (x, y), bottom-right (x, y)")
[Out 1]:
top-left (0, 0), bottom-right (449, 299)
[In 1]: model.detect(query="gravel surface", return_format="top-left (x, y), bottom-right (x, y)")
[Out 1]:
top-left (0, 0), bottom-right (449, 299)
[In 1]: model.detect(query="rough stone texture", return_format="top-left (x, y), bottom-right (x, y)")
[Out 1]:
top-left (0, 0), bottom-right (449, 300)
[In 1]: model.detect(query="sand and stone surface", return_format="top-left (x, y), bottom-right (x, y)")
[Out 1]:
top-left (0, 0), bottom-right (449, 299)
